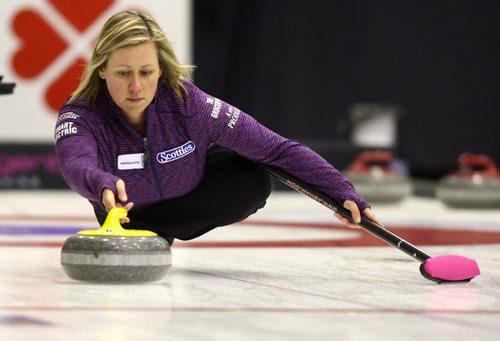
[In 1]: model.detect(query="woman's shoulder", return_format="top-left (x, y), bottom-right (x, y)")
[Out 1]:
top-left (156, 80), bottom-right (204, 115)
top-left (59, 98), bottom-right (92, 116)
top-left (57, 98), bottom-right (107, 127)
top-left (157, 79), bottom-right (200, 99)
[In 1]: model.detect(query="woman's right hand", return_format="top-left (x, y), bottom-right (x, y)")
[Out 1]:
top-left (101, 179), bottom-right (134, 223)
top-left (334, 200), bottom-right (384, 229)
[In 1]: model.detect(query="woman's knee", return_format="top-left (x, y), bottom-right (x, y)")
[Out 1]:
top-left (229, 158), bottom-right (272, 203)
top-left (209, 151), bottom-right (272, 202)
top-left (228, 163), bottom-right (272, 220)
top-left (247, 164), bottom-right (273, 204)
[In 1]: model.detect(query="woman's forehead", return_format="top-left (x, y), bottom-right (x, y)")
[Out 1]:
top-left (107, 41), bottom-right (159, 67)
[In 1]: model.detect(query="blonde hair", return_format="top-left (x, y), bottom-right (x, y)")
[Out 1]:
top-left (70, 10), bottom-right (193, 107)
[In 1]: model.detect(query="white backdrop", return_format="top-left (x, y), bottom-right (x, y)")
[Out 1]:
top-left (0, 0), bottom-right (192, 142)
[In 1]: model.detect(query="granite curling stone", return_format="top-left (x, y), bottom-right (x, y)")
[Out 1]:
top-left (345, 150), bottom-right (412, 203)
top-left (436, 153), bottom-right (500, 208)
top-left (61, 207), bottom-right (171, 283)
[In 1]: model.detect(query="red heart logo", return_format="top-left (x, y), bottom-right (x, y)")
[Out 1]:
top-left (11, 0), bottom-right (120, 113)
top-left (46, 57), bottom-right (87, 111)
top-left (48, 0), bottom-right (115, 32)
top-left (11, 9), bottom-right (67, 79)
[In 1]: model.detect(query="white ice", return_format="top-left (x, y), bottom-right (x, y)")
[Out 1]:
top-left (0, 190), bottom-right (499, 341)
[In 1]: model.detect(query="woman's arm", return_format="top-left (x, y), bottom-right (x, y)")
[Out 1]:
top-left (188, 85), bottom-right (369, 212)
top-left (54, 111), bottom-right (120, 203)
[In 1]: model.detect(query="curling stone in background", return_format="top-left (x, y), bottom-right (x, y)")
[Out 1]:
top-left (61, 207), bottom-right (171, 283)
top-left (345, 150), bottom-right (412, 203)
top-left (436, 153), bottom-right (500, 208)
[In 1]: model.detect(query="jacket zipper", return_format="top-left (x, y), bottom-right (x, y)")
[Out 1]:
top-left (143, 136), bottom-right (165, 199)
top-left (142, 137), bottom-right (150, 169)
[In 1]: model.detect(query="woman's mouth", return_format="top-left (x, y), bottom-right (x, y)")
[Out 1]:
top-left (127, 98), bottom-right (143, 103)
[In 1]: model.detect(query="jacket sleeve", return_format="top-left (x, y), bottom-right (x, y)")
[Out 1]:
top-left (189, 85), bottom-right (369, 211)
top-left (54, 110), bottom-right (120, 203)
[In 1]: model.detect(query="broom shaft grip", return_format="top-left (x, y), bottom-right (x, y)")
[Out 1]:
top-left (263, 165), bottom-right (431, 262)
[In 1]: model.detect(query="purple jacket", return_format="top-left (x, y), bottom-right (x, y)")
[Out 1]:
top-left (54, 81), bottom-right (368, 215)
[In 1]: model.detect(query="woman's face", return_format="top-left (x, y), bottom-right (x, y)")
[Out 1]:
top-left (99, 41), bottom-right (162, 119)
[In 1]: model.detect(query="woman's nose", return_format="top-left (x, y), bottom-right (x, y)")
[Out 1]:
top-left (129, 74), bottom-right (143, 93)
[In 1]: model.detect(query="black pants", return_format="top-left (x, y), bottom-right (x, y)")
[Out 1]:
top-left (95, 147), bottom-right (272, 243)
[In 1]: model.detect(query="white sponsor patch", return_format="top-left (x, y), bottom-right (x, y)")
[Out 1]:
top-left (58, 112), bottom-right (80, 121)
top-left (156, 141), bottom-right (196, 164)
top-left (117, 153), bottom-right (145, 170)
top-left (54, 122), bottom-right (78, 142)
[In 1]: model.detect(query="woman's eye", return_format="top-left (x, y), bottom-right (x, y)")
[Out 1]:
top-left (141, 70), bottom-right (153, 77)
top-left (117, 71), bottom-right (130, 77)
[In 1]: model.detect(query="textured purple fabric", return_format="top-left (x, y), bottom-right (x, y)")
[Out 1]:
top-left (54, 81), bottom-right (368, 215)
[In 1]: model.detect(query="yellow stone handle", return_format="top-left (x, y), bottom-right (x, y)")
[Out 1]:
top-left (101, 207), bottom-right (128, 233)
top-left (77, 207), bottom-right (157, 237)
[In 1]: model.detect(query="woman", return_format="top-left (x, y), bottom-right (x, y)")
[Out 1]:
top-left (55, 11), bottom-right (382, 244)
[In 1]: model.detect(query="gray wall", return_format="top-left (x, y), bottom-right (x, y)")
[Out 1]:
top-left (193, 0), bottom-right (500, 178)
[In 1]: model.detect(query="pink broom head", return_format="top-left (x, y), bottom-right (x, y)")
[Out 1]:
top-left (420, 255), bottom-right (480, 283)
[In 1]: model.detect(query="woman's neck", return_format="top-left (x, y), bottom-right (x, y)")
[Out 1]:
top-left (125, 112), bottom-right (146, 135)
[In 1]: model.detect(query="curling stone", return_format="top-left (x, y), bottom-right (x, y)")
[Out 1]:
top-left (436, 153), bottom-right (500, 208)
top-left (61, 208), bottom-right (171, 283)
top-left (345, 150), bottom-right (412, 203)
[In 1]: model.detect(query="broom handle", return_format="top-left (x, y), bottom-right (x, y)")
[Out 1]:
top-left (263, 165), bottom-right (431, 262)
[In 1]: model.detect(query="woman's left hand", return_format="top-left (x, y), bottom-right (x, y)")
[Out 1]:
top-left (334, 200), bottom-right (384, 228)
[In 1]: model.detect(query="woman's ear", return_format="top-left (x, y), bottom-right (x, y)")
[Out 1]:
top-left (98, 69), bottom-right (106, 79)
